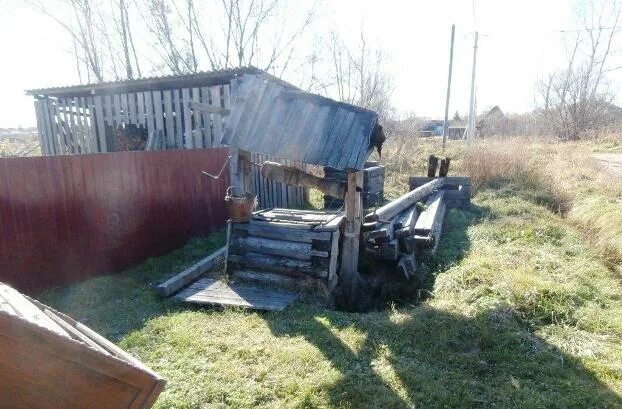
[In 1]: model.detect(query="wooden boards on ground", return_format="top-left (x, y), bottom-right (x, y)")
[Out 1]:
top-left (0, 283), bottom-right (165, 409)
top-left (175, 278), bottom-right (298, 311)
top-left (156, 246), bottom-right (227, 297)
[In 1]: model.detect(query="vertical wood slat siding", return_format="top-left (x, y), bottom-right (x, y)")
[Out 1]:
top-left (163, 91), bottom-right (175, 148)
top-left (191, 88), bottom-right (202, 148)
top-left (94, 96), bottom-right (107, 153)
top-left (33, 100), bottom-right (48, 155)
top-left (42, 99), bottom-right (56, 155)
top-left (61, 98), bottom-right (74, 154)
top-left (152, 90), bottom-right (165, 134)
top-left (200, 86), bottom-right (212, 147)
top-left (72, 97), bottom-right (84, 154)
top-left (128, 93), bottom-right (137, 124)
top-left (173, 90), bottom-right (183, 148)
top-left (209, 86), bottom-right (222, 147)
top-left (87, 97), bottom-right (98, 153)
top-left (144, 92), bottom-right (154, 136)
top-left (136, 92), bottom-right (145, 127)
top-left (0, 148), bottom-right (229, 294)
top-left (182, 88), bottom-right (192, 149)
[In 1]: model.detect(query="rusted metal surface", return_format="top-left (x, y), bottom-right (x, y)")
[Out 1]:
top-left (221, 75), bottom-right (379, 170)
top-left (0, 148), bottom-right (229, 293)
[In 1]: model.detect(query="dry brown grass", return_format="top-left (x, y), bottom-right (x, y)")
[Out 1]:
top-left (376, 134), bottom-right (622, 268)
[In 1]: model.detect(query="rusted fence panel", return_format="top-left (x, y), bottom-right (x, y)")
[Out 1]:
top-left (0, 148), bottom-right (229, 293)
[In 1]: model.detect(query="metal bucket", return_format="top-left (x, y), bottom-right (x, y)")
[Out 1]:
top-left (225, 187), bottom-right (256, 222)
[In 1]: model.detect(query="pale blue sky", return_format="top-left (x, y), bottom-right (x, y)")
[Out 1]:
top-left (0, 0), bottom-right (618, 127)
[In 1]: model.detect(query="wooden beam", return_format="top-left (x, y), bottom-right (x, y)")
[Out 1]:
top-left (366, 178), bottom-right (444, 222)
top-left (340, 170), bottom-right (363, 303)
top-left (156, 246), bottom-right (226, 297)
top-left (261, 161), bottom-right (345, 198)
top-left (189, 100), bottom-right (231, 115)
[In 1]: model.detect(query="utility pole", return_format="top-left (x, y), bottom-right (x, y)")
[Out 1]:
top-left (466, 31), bottom-right (478, 146)
top-left (442, 24), bottom-right (456, 151)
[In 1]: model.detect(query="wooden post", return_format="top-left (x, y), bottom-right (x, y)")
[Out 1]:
top-left (340, 170), bottom-right (363, 305)
top-left (229, 148), bottom-right (253, 196)
top-left (427, 155), bottom-right (439, 177)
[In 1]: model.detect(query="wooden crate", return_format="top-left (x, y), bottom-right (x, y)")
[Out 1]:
top-left (0, 283), bottom-right (165, 409)
top-left (324, 164), bottom-right (385, 209)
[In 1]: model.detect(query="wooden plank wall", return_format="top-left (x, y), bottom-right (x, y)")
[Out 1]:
top-left (250, 154), bottom-right (307, 209)
top-left (35, 85), bottom-right (230, 155)
top-left (34, 82), bottom-right (307, 209)
top-left (0, 148), bottom-right (229, 294)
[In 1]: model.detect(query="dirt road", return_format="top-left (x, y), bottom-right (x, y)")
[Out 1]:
top-left (594, 153), bottom-right (622, 177)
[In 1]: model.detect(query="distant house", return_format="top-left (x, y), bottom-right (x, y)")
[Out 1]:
top-left (477, 106), bottom-right (507, 137)
top-left (419, 119), bottom-right (466, 138)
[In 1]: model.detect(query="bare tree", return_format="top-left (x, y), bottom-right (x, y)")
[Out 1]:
top-left (537, 0), bottom-right (621, 140)
top-left (321, 31), bottom-right (394, 120)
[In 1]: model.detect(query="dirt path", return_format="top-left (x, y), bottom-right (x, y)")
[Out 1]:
top-left (594, 153), bottom-right (622, 177)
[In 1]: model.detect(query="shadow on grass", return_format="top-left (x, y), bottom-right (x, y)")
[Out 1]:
top-left (265, 201), bottom-right (621, 407)
top-left (264, 303), bottom-right (622, 408)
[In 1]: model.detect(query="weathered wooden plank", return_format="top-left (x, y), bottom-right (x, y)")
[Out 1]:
top-left (0, 284), bottom-right (67, 337)
top-left (33, 100), bottom-right (48, 155)
top-left (192, 87), bottom-right (203, 147)
top-left (86, 97), bottom-right (98, 153)
top-left (182, 88), bottom-right (193, 148)
top-left (163, 90), bottom-right (175, 148)
top-left (58, 98), bottom-right (74, 153)
top-left (414, 191), bottom-right (445, 236)
top-left (210, 86), bottom-right (223, 146)
top-left (340, 171), bottom-right (363, 302)
top-left (328, 229), bottom-right (340, 285)
top-left (227, 253), bottom-right (328, 278)
top-left (73, 97), bottom-right (85, 154)
top-left (232, 269), bottom-right (306, 288)
top-left (156, 246), bottom-right (226, 297)
top-left (93, 96), bottom-right (107, 152)
top-left (231, 222), bottom-right (331, 243)
top-left (152, 91), bottom-right (164, 138)
top-left (177, 280), bottom-right (297, 311)
top-left (121, 93), bottom-right (129, 125)
top-left (173, 89), bottom-right (183, 148)
top-left (409, 176), bottom-right (471, 189)
top-left (367, 178), bottom-right (444, 222)
top-left (231, 236), bottom-right (328, 261)
top-left (127, 92), bottom-right (137, 124)
top-left (136, 92), bottom-right (145, 126)
top-left (144, 91), bottom-right (154, 135)
top-left (113, 94), bottom-right (122, 126)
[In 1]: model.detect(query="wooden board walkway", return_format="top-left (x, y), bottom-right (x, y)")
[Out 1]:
top-left (175, 278), bottom-right (299, 311)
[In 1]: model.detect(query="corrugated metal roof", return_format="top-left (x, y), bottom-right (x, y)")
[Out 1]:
top-left (221, 75), bottom-right (378, 171)
top-left (25, 66), bottom-right (283, 98)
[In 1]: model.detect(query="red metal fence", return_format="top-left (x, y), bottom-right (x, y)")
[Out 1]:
top-left (0, 148), bottom-right (229, 293)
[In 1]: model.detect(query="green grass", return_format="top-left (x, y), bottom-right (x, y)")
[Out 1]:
top-left (41, 186), bottom-right (622, 408)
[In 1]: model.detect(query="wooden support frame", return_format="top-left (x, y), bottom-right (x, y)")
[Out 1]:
top-left (340, 170), bottom-right (363, 303)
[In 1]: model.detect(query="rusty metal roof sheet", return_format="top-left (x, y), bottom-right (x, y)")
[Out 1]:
top-left (221, 75), bottom-right (378, 171)
top-left (25, 66), bottom-right (278, 98)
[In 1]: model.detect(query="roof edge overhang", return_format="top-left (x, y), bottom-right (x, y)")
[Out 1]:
top-left (25, 66), bottom-right (293, 99)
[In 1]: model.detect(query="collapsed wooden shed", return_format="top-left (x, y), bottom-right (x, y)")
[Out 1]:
top-left (25, 67), bottom-right (307, 209)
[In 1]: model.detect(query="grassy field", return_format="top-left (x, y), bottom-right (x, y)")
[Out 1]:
top-left (41, 136), bottom-right (622, 408)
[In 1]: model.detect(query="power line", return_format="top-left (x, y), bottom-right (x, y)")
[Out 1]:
top-left (457, 26), bottom-right (622, 39)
